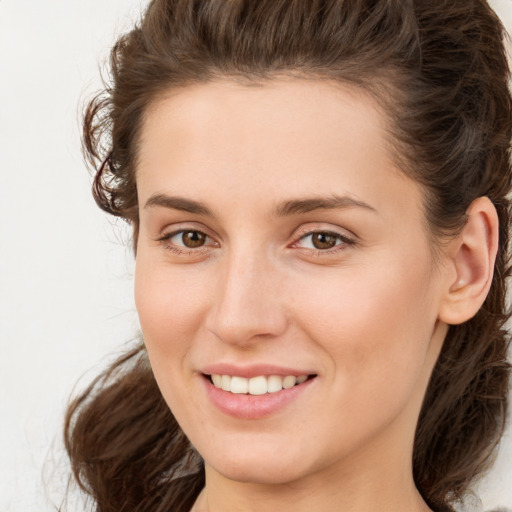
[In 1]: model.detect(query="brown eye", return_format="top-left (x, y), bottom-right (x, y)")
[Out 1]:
top-left (181, 230), bottom-right (207, 248)
top-left (311, 232), bottom-right (338, 249)
top-left (295, 230), bottom-right (353, 253)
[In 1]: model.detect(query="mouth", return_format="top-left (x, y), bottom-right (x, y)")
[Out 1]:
top-left (205, 373), bottom-right (317, 395)
top-left (201, 370), bottom-right (318, 419)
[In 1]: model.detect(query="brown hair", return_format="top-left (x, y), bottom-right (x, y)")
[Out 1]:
top-left (64, 1), bottom-right (512, 510)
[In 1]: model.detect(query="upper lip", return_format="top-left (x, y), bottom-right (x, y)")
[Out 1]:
top-left (201, 363), bottom-right (316, 379)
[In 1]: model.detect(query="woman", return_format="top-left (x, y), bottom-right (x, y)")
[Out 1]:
top-left (64, 0), bottom-right (511, 511)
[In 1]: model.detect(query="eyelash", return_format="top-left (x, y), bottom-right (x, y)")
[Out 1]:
top-left (156, 229), bottom-right (355, 256)
top-left (157, 230), bottom-right (215, 256)
top-left (292, 230), bottom-right (355, 255)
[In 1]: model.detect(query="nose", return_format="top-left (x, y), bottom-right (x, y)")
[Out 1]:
top-left (205, 249), bottom-right (288, 347)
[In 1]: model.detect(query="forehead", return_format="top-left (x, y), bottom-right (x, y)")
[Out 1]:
top-left (139, 78), bottom-right (389, 164)
top-left (136, 78), bottom-right (423, 224)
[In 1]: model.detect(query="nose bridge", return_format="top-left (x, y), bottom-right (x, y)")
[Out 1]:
top-left (206, 243), bottom-right (286, 345)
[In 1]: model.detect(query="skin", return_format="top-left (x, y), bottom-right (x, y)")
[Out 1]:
top-left (133, 78), bottom-right (495, 512)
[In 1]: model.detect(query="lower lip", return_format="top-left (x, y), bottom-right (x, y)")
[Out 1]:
top-left (202, 376), bottom-right (315, 420)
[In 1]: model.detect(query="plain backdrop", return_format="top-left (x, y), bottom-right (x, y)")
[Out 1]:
top-left (1, 1), bottom-right (511, 511)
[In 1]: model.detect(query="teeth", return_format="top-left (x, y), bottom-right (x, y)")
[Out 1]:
top-left (210, 374), bottom-right (309, 395)
top-left (282, 376), bottom-right (297, 389)
top-left (248, 376), bottom-right (267, 395)
top-left (267, 375), bottom-right (283, 393)
top-left (230, 376), bottom-right (249, 394)
top-left (221, 375), bottom-right (231, 391)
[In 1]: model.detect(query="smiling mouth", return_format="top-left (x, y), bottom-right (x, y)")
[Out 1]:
top-left (206, 374), bottom-right (317, 395)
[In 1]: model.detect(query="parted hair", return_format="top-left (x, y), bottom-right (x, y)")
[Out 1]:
top-left (64, 1), bottom-right (512, 511)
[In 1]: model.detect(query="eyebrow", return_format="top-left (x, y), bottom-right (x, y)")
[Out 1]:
top-left (144, 193), bottom-right (377, 217)
top-left (273, 195), bottom-right (377, 216)
top-left (145, 194), bottom-right (214, 216)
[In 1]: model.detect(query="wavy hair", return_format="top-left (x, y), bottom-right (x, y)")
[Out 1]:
top-left (65, 1), bottom-right (512, 510)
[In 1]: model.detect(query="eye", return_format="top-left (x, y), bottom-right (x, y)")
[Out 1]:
top-left (295, 231), bottom-right (353, 251)
top-left (172, 230), bottom-right (209, 248)
top-left (158, 229), bottom-right (216, 251)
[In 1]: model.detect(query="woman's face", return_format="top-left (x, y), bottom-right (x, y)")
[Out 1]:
top-left (135, 79), bottom-right (450, 486)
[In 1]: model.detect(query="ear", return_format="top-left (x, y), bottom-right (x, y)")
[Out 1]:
top-left (438, 196), bottom-right (499, 325)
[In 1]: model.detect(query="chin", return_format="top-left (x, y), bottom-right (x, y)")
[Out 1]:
top-left (210, 458), bottom-right (307, 485)
top-left (201, 437), bottom-right (318, 485)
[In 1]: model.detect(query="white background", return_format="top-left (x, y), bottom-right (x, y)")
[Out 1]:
top-left (0, 1), bottom-right (511, 511)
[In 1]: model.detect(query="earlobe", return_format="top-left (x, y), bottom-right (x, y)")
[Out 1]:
top-left (438, 197), bottom-right (499, 325)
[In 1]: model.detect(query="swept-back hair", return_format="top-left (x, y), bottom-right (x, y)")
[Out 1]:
top-left (65, 1), bottom-right (511, 510)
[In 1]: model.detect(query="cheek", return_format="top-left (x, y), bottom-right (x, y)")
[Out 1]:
top-left (291, 253), bottom-right (439, 404)
top-left (134, 254), bottom-right (210, 358)
top-left (134, 255), bottom-right (213, 421)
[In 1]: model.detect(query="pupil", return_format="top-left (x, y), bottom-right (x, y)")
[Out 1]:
top-left (183, 231), bottom-right (206, 248)
top-left (312, 233), bottom-right (336, 250)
